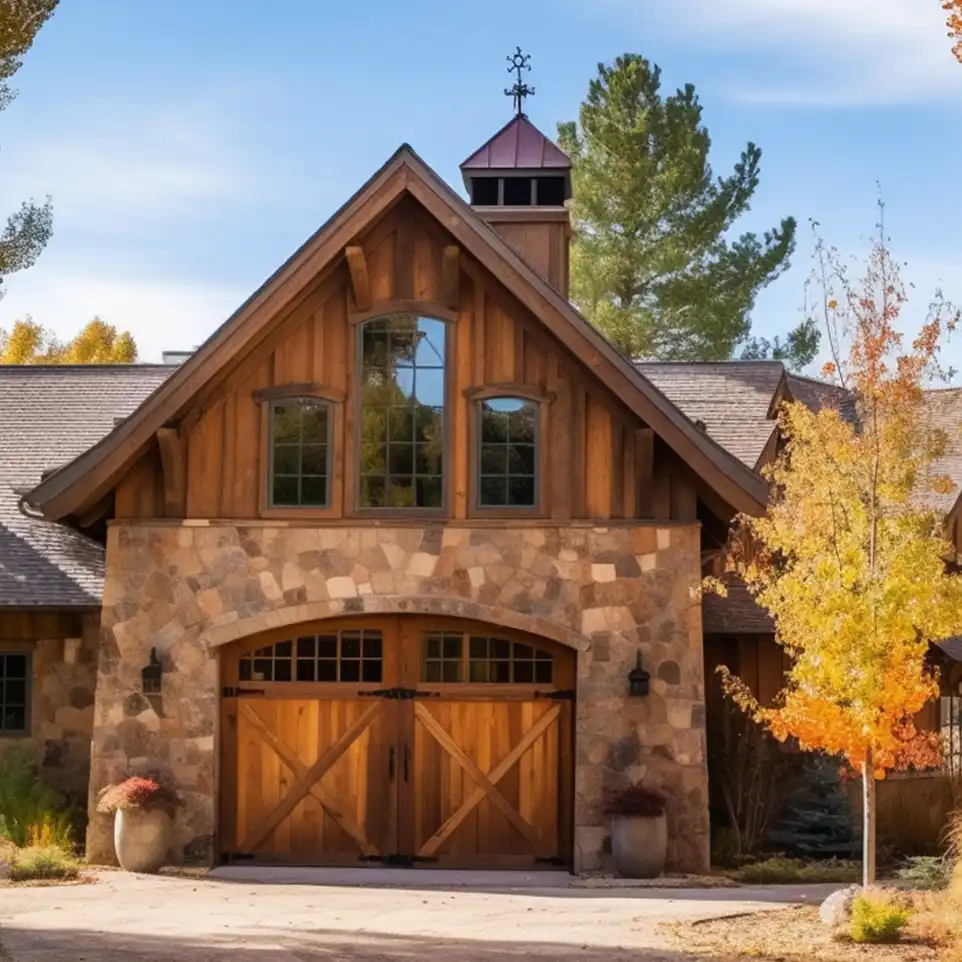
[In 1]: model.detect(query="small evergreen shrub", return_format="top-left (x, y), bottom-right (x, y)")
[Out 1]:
top-left (897, 855), bottom-right (951, 891)
top-left (733, 856), bottom-right (860, 884)
top-left (849, 891), bottom-right (911, 944)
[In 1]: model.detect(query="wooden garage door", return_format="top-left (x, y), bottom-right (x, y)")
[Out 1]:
top-left (219, 617), bottom-right (574, 868)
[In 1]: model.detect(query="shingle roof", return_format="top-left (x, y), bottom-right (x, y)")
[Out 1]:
top-left (784, 373), bottom-right (857, 422)
top-left (702, 574), bottom-right (774, 635)
top-left (0, 365), bottom-right (176, 607)
top-left (635, 361), bottom-right (784, 468)
top-left (921, 388), bottom-right (962, 514)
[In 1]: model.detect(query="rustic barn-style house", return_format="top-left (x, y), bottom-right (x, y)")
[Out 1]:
top-left (2, 111), bottom-right (960, 872)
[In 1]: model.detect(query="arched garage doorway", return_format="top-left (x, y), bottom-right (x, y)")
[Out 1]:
top-left (218, 615), bottom-right (575, 869)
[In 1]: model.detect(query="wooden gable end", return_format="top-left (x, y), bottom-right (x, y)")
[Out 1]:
top-left (114, 196), bottom-right (704, 524)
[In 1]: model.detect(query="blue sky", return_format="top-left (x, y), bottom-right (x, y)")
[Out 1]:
top-left (1, 0), bottom-right (961, 371)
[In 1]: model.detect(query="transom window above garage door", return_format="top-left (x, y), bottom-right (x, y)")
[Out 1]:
top-left (421, 631), bottom-right (553, 684)
top-left (239, 629), bottom-right (383, 683)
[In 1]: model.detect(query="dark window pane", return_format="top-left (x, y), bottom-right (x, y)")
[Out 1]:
top-left (301, 445), bottom-right (327, 475)
top-left (509, 476), bottom-right (536, 507)
top-left (3, 708), bottom-right (25, 732)
top-left (363, 635), bottom-right (383, 658)
top-left (417, 476), bottom-right (443, 507)
top-left (491, 639), bottom-right (510, 659)
top-left (424, 661), bottom-right (442, 683)
top-left (425, 636), bottom-right (441, 659)
top-left (5, 655), bottom-right (27, 680)
top-left (469, 661), bottom-right (489, 682)
top-left (301, 404), bottom-right (328, 442)
top-left (469, 637), bottom-right (488, 659)
top-left (481, 409), bottom-right (508, 443)
top-left (442, 636), bottom-right (462, 659)
top-left (274, 641), bottom-right (292, 658)
top-left (317, 636), bottom-right (337, 659)
top-left (535, 661), bottom-right (553, 684)
top-left (273, 660), bottom-right (292, 682)
top-left (492, 661), bottom-right (510, 683)
top-left (297, 637), bottom-right (316, 658)
top-left (414, 444), bottom-right (441, 475)
top-left (480, 445), bottom-right (507, 475)
top-left (514, 661), bottom-right (534, 683)
top-left (340, 661), bottom-right (360, 683)
top-left (253, 659), bottom-right (272, 681)
top-left (361, 661), bottom-right (382, 683)
top-left (272, 405), bottom-right (299, 443)
top-left (255, 647), bottom-right (271, 657)
top-left (386, 478), bottom-right (414, 508)
top-left (317, 660), bottom-right (337, 682)
top-left (273, 445), bottom-right (300, 474)
top-left (239, 660), bottom-right (252, 681)
top-left (480, 477), bottom-right (507, 506)
top-left (361, 443), bottom-right (387, 475)
top-left (388, 444), bottom-right (414, 475)
top-left (360, 476), bottom-right (386, 508)
top-left (514, 643), bottom-right (533, 660)
top-left (272, 476), bottom-right (298, 507)
top-left (442, 661), bottom-right (462, 682)
top-left (301, 476), bottom-right (327, 507)
top-left (342, 636), bottom-right (361, 659)
top-left (296, 660), bottom-right (315, 682)
top-left (509, 445), bottom-right (535, 475)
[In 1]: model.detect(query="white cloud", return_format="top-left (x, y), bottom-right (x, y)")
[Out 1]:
top-left (609, 0), bottom-right (962, 105)
top-left (0, 259), bottom-right (244, 362)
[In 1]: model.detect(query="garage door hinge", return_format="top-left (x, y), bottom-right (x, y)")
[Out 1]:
top-left (537, 689), bottom-right (575, 701)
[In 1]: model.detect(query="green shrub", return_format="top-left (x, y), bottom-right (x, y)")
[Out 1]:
top-left (8, 844), bottom-right (79, 882)
top-left (897, 855), bottom-right (951, 891)
top-left (850, 892), bottom-right (911, 944)
top-left (0, 747), bottom-right (73, 849)
top-left (733, 856), bottom-right (861, 884)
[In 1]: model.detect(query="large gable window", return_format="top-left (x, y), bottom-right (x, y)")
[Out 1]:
top-left (478, 397), bottom-right (538, 508)
top-left (358, 314), bottom-right (446, 509)
top-left (269, 398), bottom-right (331, 508)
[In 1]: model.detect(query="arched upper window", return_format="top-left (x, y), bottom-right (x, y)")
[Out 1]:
top-left (357, 314), bottom-right (447, 510)
top-left (269, 397), bottom-right (331, 508)
top-left (477, 397), bottom-right (538, 508)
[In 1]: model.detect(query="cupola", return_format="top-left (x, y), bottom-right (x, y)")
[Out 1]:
top-left (460, 50), bottom-right (573, 296)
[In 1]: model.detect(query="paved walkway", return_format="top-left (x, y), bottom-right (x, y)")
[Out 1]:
top-left (0, 871), bottom-right (836, 961)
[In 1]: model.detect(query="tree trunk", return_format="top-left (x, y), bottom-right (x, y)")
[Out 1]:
top-left (862, 749), bottom-right (876, 887)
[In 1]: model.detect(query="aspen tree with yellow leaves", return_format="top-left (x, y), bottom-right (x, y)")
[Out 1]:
top-left (713, 208), bottom-right (962, 886)
top-left (0, 317), bottom-right (137, 363)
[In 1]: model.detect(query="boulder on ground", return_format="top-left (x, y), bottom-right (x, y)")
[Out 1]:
top-left (819, 885), bottom-right (861, 926)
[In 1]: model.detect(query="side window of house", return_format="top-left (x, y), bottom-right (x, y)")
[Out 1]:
top-left (357, 314), bottom-right (447, 509)
top-left (269, 398), bottom-right (331, 508)
top-left (0, 652), bottom-right (30, 735)
top-left (477, 397), bottom-right (538, 508)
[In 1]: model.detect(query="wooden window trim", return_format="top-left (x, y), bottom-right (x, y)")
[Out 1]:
top-left (351, 313), bottom-right (454, 518)
top-left (469, 395), bottom-right (549, 520)
top-left (0, 648), bottom-right (32, 737)
top-left (258, 392), bottom-right (343, 520)
top-left (464, 384), bottom-right (557, 406)
top-left (348, 300), bottom-right (459, 327)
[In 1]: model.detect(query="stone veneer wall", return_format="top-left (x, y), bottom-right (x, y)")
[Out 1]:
top-left (0, 612), bottom-right (99, 802)
top-left (90, 521), bottom-right (708, 872)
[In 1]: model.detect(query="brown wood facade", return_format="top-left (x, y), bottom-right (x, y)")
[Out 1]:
top-left (113, 198), bottom-right (704, 526)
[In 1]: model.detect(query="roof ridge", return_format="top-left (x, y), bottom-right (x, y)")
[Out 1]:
top-left (635, 359), bottom-right (785, 367)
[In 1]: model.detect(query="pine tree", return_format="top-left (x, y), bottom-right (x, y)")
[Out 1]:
top-left (559, 55), bottom-right (811, 365)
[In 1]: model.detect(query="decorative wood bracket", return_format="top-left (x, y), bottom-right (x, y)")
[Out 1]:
top-left (345, 246), bottom-right (371, 311)
top-left (76, 493), bottom-right (113, 529)
top-left (251, 384), bottom-right (346, 404)
top-left (157, 426), bottom-right (186, 518)
top-left (464, 383), bottom-right (557, 406)
top-left (441, 245), bottom-right (460, 311)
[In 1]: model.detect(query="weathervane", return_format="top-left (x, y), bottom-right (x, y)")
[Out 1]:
top-left (504, 47), bottom-right (534, 116)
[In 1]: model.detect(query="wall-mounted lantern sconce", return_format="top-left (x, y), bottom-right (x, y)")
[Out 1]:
top-left (628, 652), bottom-right (651, 698)
top-left (141, 647), bottom-right (163, 695)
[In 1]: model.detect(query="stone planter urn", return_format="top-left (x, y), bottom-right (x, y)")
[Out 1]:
top-left (606, 784), bottom-right (668, 879)
top-left (113, 808), bottom-right (171, 874)
top-left (96, 776), bottom-right (180, 874)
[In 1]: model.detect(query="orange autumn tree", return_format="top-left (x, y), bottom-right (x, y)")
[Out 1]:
top-left (946, 0), bottom-right (962, 61)
top-left (715, 211), bottom-right (962, 886)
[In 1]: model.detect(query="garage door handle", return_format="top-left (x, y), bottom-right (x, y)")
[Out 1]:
top-left (388, 746), bottom-right (396, 781)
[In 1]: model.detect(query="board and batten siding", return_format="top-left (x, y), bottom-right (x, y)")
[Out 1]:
top-left (114, 198), bottom-right (701, 523)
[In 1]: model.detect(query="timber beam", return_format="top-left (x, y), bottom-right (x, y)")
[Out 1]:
top-left (441, 245), bottom-right (460, 310)
top-left (345, 246), bottom-right (371, 311)
top-left (156, 426), bottom-right (186, 518)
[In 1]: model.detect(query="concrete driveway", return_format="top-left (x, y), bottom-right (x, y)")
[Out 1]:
top-left (0, 871), bottom-right (836, 961)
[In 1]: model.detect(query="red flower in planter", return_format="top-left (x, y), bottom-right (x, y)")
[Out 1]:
top-left (96, 777), bottom-right (181, 816)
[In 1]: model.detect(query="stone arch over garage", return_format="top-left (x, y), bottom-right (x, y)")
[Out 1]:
top-left (203, 594), bottom-right (590, 653)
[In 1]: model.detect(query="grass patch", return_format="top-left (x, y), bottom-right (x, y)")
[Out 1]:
top-left (0, 747), bottom-right (74, 849)
top-left (730, 856), bottom-right (861, 885)
top-left (8, 844), bottom-right (79, 882)
top-left (896, 855), bottom-right (951, 891)
top-left (850, 891), bottom-right (911, 944)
